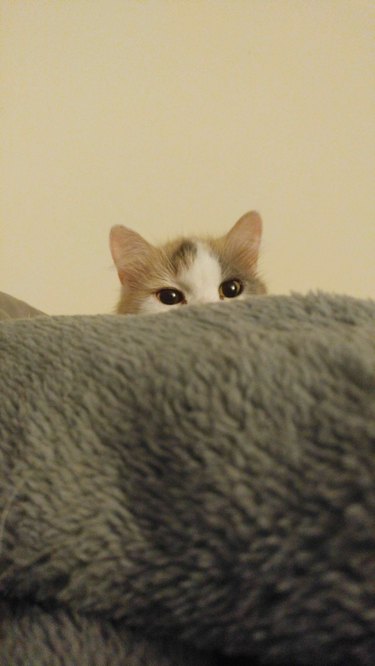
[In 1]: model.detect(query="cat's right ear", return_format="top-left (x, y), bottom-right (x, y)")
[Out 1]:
top-left (225, 211), bottom-right (263, 269)
top-left (109, 225), bottom-right (152, 284)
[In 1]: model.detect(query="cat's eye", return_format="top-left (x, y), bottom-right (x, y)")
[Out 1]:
top-left (219, 279), bottom-right (243, 299)
top-left (156, 288), bottom-right (185, 305)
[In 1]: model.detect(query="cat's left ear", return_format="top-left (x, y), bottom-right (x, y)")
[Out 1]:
top-left (225, 211), bottom-right (263, 269)
top-left (109, 225), bottom-right (154, 284)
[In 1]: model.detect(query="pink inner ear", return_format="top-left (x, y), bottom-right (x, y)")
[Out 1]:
top-left (225, 211), bottom-right (263, 269)
top-left (109, 225), bottom-right (153, 285)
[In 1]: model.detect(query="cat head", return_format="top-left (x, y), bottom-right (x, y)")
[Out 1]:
top-left (110, 211), bottom-right (266, 314)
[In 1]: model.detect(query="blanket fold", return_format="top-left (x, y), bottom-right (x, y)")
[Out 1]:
top-left (0, 293), bottom-right (374, 665)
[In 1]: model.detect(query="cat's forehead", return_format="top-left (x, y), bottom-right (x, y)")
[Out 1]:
top-left (170, 239), bottom-right (198, 273)
top-left (161, 236), bottom-right (222, 286)
top-left (174, 240), bottom-right (223, 301)
top-left (162, 237), bottom-right (199, 274)
top-left (160, 235), bottom-right (248, 284)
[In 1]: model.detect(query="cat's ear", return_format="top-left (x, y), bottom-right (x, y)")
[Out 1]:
top-left (225, 211), bottom-right (263, 269)
top-left (109, 225), bottom-right (153, 284)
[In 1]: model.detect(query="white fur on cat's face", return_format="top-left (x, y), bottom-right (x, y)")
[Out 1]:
top-left (110, 211), bottom-right (266, 315)
top-left (141, 242), bottom-right (225, 314)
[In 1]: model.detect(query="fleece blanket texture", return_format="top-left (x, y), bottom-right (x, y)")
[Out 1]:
top-left (0, 292), bottom-right (374, 666)
top-left (0, 291), bottom-right (44, 320)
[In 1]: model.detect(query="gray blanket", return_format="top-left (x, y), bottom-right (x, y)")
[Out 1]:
top-left (0, 290), bottom-right (45, 320)
top-left (0, 292), bottom-right (374, 665)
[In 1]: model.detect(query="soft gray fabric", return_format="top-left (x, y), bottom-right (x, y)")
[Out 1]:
top-left (0, 292), bottom-right (374, 665)
top-left (0, 290), bottom-right (45, 320)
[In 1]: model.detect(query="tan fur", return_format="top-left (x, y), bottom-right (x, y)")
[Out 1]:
top-left (114, 248), bottom-right (172, 315)
top-left (110, 212), bottom-right (267, 314)
top-left (209, 233), bottom-right (267, 296)
top-left (207, 215), bottom-right (266, 296)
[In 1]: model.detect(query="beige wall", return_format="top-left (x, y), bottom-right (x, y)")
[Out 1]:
top-left (1, 0), bottom-right (374, 314)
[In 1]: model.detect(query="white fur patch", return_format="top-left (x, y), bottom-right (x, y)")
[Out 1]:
top-left (139, 242), bottom-right (225, 314)
top-left (139, 295), bottom-right (170, 315)
top-left (178, 242), bottom-right (222, 305)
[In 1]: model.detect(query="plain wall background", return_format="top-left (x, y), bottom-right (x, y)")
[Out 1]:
top-left (1, 0), bottom-right (374, 314)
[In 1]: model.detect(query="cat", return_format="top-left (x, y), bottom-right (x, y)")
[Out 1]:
top-left (109, 211), bottom-right (266, 315)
